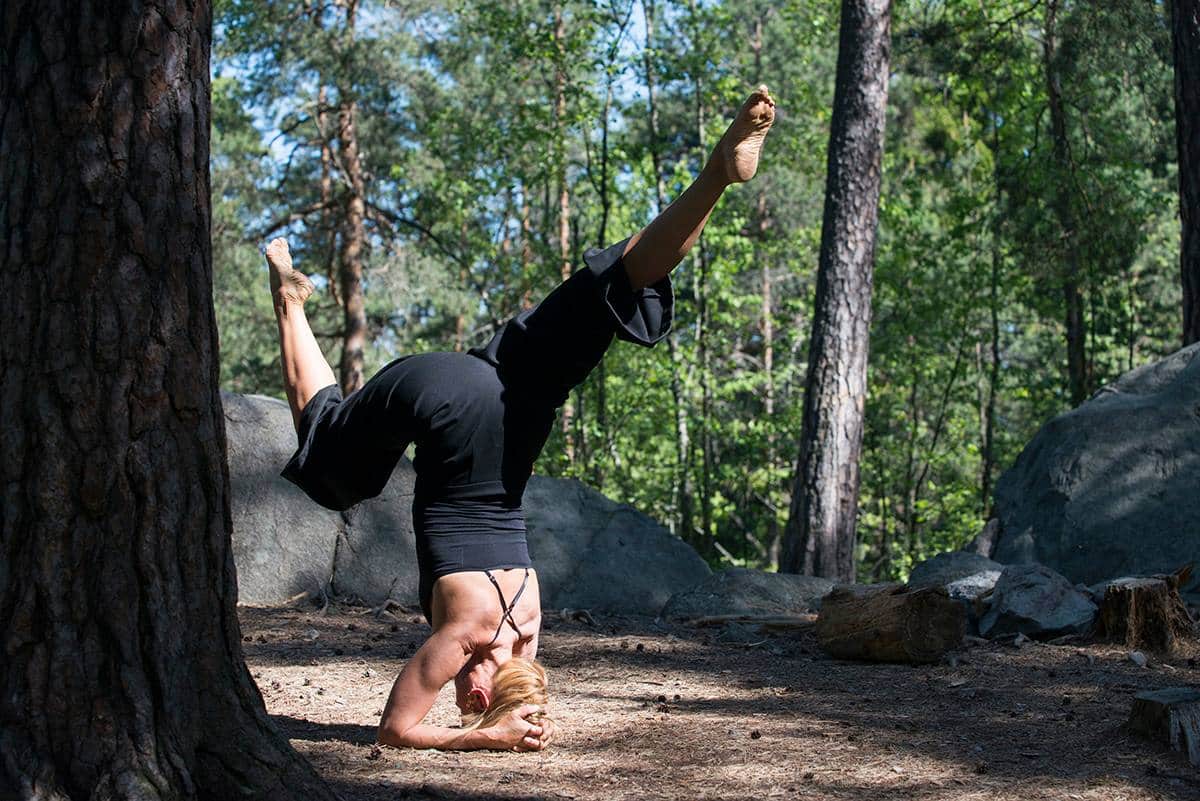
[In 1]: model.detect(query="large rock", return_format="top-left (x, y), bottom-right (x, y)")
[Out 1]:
top-left (990, 344), bottom-right (1200, 598)
top-left (523, 476), bottom-right (712, 614)
top-left (661, 568), bottom-right (836, 620)
top-left (223, 392), bottom-right (709, 614)
top-left (908, 552), bottom-right (1003, 595)
top-left (329, 461), bottom-right (418, 605)
top-left (978, 564), bottom-right (1098, 639)
top-left (224, 392), bottom-right (344, 605)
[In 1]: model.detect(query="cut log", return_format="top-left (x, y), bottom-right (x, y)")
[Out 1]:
top-left (815, 583), bottom-right (966, 663)
top-left (1128, 688), bottom-right (1200, 766)
top-left (1098, 567), bottom-right (1196, 653)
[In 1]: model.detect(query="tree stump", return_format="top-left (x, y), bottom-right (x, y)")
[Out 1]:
top-left (815, 583), bottom-right (966, 663)
top-left (1128, 688), bottom-right (1200, 766)
top-left (1098, 567), bottom-right (1196, 653)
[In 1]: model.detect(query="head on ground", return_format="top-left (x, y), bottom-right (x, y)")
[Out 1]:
top-left (458, 656), bottom-right (549, 732)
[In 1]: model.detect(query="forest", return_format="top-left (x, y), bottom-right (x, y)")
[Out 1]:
top-left (214, 0), bottom-right (1186, 581)
top-left (5, 0), bottom-right (1200, 798)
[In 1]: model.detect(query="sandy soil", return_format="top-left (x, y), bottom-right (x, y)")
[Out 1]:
top-left (240, 603), bottom-right (1199, 801)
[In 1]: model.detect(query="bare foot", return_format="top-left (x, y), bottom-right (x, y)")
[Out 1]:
top-left (266, 238), bottom-right (314, 306)
top-left (712, 85), bottom-right (776, 184)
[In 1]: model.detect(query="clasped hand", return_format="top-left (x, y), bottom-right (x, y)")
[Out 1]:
top-left (484, 704), bottom-right (554, 751)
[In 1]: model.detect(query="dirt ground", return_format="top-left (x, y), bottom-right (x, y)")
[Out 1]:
top-left (240, 603), bottom-right (1200, 801)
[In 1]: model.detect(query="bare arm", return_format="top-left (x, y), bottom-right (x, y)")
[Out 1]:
top-left (376, 626), bottom-right (543, 751)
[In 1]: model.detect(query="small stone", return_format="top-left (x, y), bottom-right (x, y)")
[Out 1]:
top-left (636, 643), bottom-right (645, 652)
top-left (1129, 651), bottom-right (1148, 667)
top-left (363, 668), bottom-right (376, 678)
top-left (302, 629), bottom-right (319, 641)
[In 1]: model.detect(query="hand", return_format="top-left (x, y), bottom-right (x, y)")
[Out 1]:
top-left (485, 704), bottom-right (546, 752)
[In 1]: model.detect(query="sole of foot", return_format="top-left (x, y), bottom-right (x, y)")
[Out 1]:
top-left (715, 84), bottom-right (777, 184)
top-left (266, 237), bottom-right (315, 305)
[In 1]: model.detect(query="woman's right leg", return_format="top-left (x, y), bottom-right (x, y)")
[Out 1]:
top-left (621, 85), bottom-right (776, 290)
top-left (267, 238), bottom-right (337, 429)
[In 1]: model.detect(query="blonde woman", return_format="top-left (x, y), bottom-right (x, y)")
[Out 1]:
top-left (268, 87), bottom-right (776, 751)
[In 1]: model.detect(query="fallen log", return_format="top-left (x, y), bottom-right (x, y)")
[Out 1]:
top-left (815, 583), bottom-right (965, 664)
top-left (1098, 565), bottom-right (1196, 654)
top-left (1128, 687), bottom-right (1200, 766)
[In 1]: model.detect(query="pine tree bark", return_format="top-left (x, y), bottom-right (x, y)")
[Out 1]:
top-left (1174, 0), bottom-right (1200, 345)
top-left (336, 0), bottom-right (367, 394)
top-left (781, 0), bottom-right (892, 581)
top-left (0, 2), bottom-right (335, 798)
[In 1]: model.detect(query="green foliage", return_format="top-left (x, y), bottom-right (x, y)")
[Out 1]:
top-left (213, 0), bottom-right (1183, 579)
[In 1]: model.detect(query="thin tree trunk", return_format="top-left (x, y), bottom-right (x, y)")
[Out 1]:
top-left (1042, 0), bottom-right (1088, 405)
top-left (642, 0), bottom-right (695, 540)
top-left (0, 3), bottom-right (334, 798)
top-left (554, 4), bottom-right (575, 466)
top-left (335, 0), bottom-right (367, 394)
top-left (753, 14), bottom-right (781, 568)
top-left (981, 117), bottom-right (1002, 513)
top-left (694, 79), bottom-right (715, 557)
top-left (1174, 0), bottom-right (1200, 344)
top-left (781, 0), bottom-right (892, 582)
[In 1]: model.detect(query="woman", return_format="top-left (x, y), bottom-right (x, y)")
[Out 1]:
top-left (269, 86), bottom-right (776, 751)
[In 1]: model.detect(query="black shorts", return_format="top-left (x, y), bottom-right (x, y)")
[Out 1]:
top-left (281, 238), bottom-right (673, 619)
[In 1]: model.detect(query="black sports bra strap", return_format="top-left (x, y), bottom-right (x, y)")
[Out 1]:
top-left (484, 568), bottom-right (530, 645)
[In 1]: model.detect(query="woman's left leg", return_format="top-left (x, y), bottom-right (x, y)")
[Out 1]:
top-left (267, 238), bottom-right (337, 429)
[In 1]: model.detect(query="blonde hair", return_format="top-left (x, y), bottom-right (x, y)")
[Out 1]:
top-left (465, 657), bottom-right (550, 732)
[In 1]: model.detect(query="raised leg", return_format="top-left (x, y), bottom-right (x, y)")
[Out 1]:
top-left (267, 238), bottom-right (337, 429)
top-left (622, 85), bottom-right (776, 290)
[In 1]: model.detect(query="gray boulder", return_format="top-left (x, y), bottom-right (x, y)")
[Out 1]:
top-left (523, 476), bottom-right (712, 614)
top-left (224, 392), bottom-right (344, 606)
top-left (991, 343), bottom-right (1200, 598)
top-left (944, 572), bottom-right (1002, 602)
top-left (329, 460), bottom-right (418, 605)
top-left (908, 552), bottom-right (1003, 596)
top-left (223, 392), bottom-right (709, 614)
top-left (978, 564), bottom-right (1098, 639)
top-left (661, 568), bottom-right (835, 620)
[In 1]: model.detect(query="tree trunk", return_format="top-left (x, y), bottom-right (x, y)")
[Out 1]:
top-left (781, 0), bottom-right (892, 581)
top-left (753, 14), bottom-right (781, 568)
top-left (1042, 0), bottom-right (1088, 405)
top-left (554, 4), bottom-right (575, 467)
top-left (0, 3), bottom-right (334, 798)
top-left (335, 1), bottom-right (367, 395)
top-left (642, 0), bottom-right (695, 541)
top-left (1174, 0), bottom-right (1200, 345)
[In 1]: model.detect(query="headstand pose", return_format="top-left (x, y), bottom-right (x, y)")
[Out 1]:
top-left (270, 86), bottom-right (775, 751)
